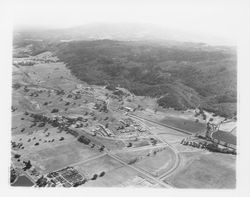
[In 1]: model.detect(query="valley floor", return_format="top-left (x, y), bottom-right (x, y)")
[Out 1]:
top-left (11, 52), bottom-right (236, 188)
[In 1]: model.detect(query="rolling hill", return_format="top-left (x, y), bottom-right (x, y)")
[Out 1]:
top-left (13, 27), bottom-right (237, 118)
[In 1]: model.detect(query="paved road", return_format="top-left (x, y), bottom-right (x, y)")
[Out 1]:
top-left (127, 113), bottom-right (184, 181)
top-left (109, 143), bottom-right (168, 154)
top-left (159, 153), bottom-right (181, 180)
top-left (70, 153), bottom-right (107, 168)
top-left (104, 113), bottom-right (182, 187)
top-left (107, 153), bottom-right (172, 188)
top-left (108, 142), bottom-right (180, 183)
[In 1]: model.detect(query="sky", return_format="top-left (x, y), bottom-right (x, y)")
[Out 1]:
top-left (2, 0), bottom-right (250, 44)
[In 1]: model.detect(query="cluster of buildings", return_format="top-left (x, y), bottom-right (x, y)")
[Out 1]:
top-left (93, 100), bottom-right (108, 113)
top-left (205, 120), bottom-right (236, 150)
top-left (43, 166), bottom-right (86, 187)
top-left (91, 124), bottom-right (114, 137)
top-left (117, 118), bottom-right (148, 136)
top-left (181, 138), bottom-right (207, 149)
top-left (181, 128), bottom-right (236, 155)
top-left (73, 86), bottom-right (94, 96)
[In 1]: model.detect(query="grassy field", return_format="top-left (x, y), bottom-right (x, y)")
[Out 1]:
top-left (28, 140), bottom-right (102, 174)
top-left (134, 147), bottom-right (176, 177)
top-left (115, 149), bottom-right (155, 163)
top-left (134, 109), bottom-right (206, 134)
top-left (160, 116), bottom-right (206, 133)
top-left (82, 165), bottom-right (155, 187)
top-left (164, 151), bottom-right (236, 188)
top-left (115, 146), bottom-right (176, 177)
top-left (75, 155), bottom-right (123, 179)
top-left (12, 125), bottom-right (103, 173)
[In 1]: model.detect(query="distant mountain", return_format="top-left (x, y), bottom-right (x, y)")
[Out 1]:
top-left (14, 23), bottom-right (234, 46)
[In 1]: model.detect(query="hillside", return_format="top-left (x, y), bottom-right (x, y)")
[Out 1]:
top-left (51, 40), bottom-right (236, 117)
top-left (13, 39), bottom-right (237, 117)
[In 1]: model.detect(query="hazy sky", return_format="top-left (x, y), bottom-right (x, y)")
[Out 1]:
top-left (5, 0), bottom-right (249, 43)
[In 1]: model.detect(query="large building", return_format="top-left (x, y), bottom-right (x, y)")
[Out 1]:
top-left (208, 120), bottom-right (237, 150)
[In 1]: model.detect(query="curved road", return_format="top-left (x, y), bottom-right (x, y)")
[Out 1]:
top-left (125, 113), bottom-right (185, 182)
